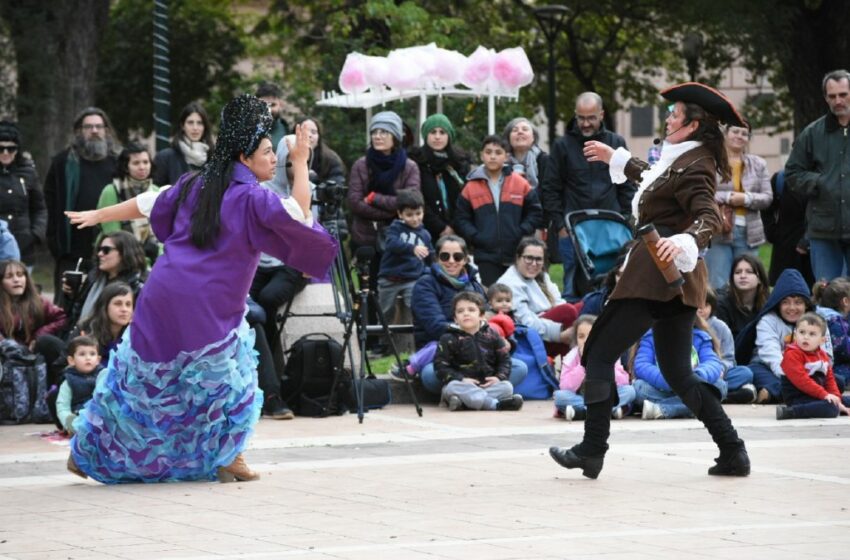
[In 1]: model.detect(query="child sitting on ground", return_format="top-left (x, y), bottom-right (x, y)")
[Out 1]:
top-left (434, 292), bottom-right (523, 411)
top-left (553, 314), bottom-right (635, 421)
top-left (377, 189), bottom-right (433, 322)
top-left (55, 336), bottom-right (105, 434)
top-left (777, 312), bottom-right (850, 420)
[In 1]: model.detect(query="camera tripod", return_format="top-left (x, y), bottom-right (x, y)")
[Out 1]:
top-left (277, 202), bottom-right (422, 422)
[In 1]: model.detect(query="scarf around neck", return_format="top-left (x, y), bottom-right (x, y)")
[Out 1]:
top-left (433, 262), bottom-right (470, 290)
top-left (178, 137), bottom-right (210, 168)
top-left (366, 147), bottom-right (407, 195)
top-left (630, 140), bottom-right (701, 219)
top-left (510, 144), bottom-right (541, 188)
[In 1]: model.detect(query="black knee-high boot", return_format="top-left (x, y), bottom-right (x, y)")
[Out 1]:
top-left (549, 380), bottom-right (614, 479)
top-left (681, 383), bottom-right (750, 476)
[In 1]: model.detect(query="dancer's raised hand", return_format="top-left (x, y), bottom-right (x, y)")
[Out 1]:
top-left (65, 209), bottom-right (101, 229)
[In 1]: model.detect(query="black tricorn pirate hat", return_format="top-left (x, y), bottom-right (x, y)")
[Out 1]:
top-left (661, 82), bottom-right (746, 127)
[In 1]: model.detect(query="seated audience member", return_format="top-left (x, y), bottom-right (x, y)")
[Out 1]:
top-left (579, 252), bottom-right (627, 317)
top-left (813, 277), bottom-right (850, 391)
top-left (715, 254), bottom-right (769, 339)
top-left (634, 315), bottom-right (726, 420)
top-left (554, 314), bottom-right (635, 421)
top-left (54, 335), bottom-right (105, 434)
top-left (698, 286), bottom-right (756, 403)
top-left (497, 237), bottom-right (578, 357)
top-left (64, 231), bottom-right (146, 330)
top-left (434, 292), bottom-right (523, 411)
top-left (377, 189), bottom-right (433, 321)
top-left (454, 135), bottom-right (543, 285)
top-left (245, 296), bottom-right (293, 420)
top-left (97, 142), bottom-right (162, 263)
top-left (776, 312), bottom-right (850, 420)
top-left (736, 268), bottom-right (816, 404)
top-left (409, 235), bottom-right (526, 393)
top-left (71, 282), bottom-right (134, 366)
top-left (0, 259), bottom-right (67, 384)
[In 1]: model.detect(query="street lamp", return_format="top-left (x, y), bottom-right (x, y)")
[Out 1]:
top-left (533, 4), bottom-right (569, 146)
top-left (682, 32), bottom-right (703, 82)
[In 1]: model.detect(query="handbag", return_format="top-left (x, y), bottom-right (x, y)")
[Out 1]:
top-left (718, 203), bottom-right (735, 234)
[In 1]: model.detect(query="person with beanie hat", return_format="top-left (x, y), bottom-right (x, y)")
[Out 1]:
top-left (348, 109), bottom-right (421, 354)
top-left (0, 121), bottom-right (46, 264)
top-left (409, 114), bottom-right (471, 240)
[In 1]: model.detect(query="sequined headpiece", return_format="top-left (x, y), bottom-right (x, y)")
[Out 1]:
top-left (203, 94), bottom-right (273, 181)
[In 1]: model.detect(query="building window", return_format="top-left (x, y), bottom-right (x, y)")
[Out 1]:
top-left (630, 105), bottom-right (654, 137)
top-left (781, 137), bottom-right (791, 154)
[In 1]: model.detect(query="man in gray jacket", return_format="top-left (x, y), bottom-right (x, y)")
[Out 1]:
top-left (785, 69), bottom-right (850, 281)
top-left (541, 92), bottom-right (635, 300)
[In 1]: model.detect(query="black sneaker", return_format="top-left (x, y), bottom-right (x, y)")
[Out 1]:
top-left (775, 404), bottom-right (794, 420)
top-left (497, 394), bottom-right (524, 411)
top-left (265, 396), bottom-right (295, 420)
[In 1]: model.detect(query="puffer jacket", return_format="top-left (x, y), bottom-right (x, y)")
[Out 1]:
top-left (713, 153), bottom-right (772, 247)
top-left (434, 322), bottom-right (511, 384)
top-left (411, 262), bottom-right (486, 348)
top-left (0, 159), bottom-right (46, 261)
top-left (634, 328), bottom-right (724, 391)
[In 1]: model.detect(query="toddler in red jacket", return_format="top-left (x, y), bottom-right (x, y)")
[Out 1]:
top-left (777, 312), bottom-right (850, 420)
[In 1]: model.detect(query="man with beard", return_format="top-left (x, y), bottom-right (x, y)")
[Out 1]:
top-left (541, 92), bottom-right (636, 301)
top-left (255, 82), bottom-right (289, 151)
top-left (44, 107), bottom-right (119, 303)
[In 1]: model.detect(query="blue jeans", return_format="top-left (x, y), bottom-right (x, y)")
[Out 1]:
top-left (809, 238), bottom-right (850, 282)
top-left (420, 358), bottom-right (528, 395)
top-left (553, 384), bottom-right (636, 413)
top-left (724, 365), bottom-right (754, 391)
top-left (704, 225), bottom-right (757, 290)
top-left (558, 235), bottom-right (577, 299)
top-left (748, 362), bottom-right (783, 401)
top-left (634, 378), bottom-right (728, 418)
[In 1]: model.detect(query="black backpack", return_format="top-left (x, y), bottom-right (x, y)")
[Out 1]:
top-left (281, 333), bottom-right (352, 417)
top-left (0, 340), bottom-right (51, 424)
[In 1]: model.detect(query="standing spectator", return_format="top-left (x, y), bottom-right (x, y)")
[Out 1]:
top-left (704, 122), bottom-right (772, 289)
top-left (715, 254), bottom-right (770, 339)
top-left (44, 107), bottom-right (119, 302)
top-left (348, 111), bottom-right (420, 353)
top-left (97, 142), bottom-right (162, 263)
top-left (454, 135), bottom-right (543, 285)
top-left (541, 93), bottom-right (636, 300)
top-left (152, 102), bottom-right (214, 187)
top-left (409, 113), bottom-right (471, 241)
top-left (496, 237), bottom-right (578, 357)
top-left (255, 82), bottom-right (289, 150)
top-left (0, 121), bottom-right (46, 265)
top-left (503, 117), bottom-right (549, 190)
top-left (786, 69), bottom-right (850, 281)
top-left (761, 171), bottom-right (813, 287)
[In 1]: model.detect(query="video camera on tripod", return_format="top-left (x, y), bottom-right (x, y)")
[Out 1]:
top-left (310, 173), bottom-right (349, 238)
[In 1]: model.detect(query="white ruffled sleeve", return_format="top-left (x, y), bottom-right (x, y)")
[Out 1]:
top-left (608, 147), bottom-right (631, 184)
top-left (281, 197), bottom-right (314, 226)
top-left (136, 185), bottom-right (171, 218)
top-left (669, 233), bottom-right (699, 273)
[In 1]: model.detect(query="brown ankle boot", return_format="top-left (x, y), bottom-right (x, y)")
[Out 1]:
top-left (67, 454), bottom-right (87, 479)
top-left (217, 453), bottom-right (260, 483)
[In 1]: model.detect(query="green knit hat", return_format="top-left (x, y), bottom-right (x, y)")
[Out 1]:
top-left (421, 113), bottom-right (455, 144)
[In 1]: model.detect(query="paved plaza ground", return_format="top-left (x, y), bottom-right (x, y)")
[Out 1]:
top-left (0, 400), bottom-right (848, 559)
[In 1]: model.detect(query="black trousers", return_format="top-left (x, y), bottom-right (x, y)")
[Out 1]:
top-left (578, 297), bottom-right (742, 457)
top-left (249, 265), bottom-right (307, 352)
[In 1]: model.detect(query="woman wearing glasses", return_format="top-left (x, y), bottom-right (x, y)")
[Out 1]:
top-left (63, 230), bottom-right (147, 330)
top-left (411, 234), bottom-right (527, 395)
top-left (496, 237), bottom-right (578, 357)
top-left (0, 121), bottom-right (47, 264)
top-left (348, 111), bottom-right (420, 354)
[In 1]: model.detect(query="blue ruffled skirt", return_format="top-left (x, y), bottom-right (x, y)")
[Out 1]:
top-left (71, 321), bottom-right (262, 483)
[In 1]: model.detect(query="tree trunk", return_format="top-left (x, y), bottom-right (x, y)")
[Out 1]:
top-left (0, 1), bottom-right (109, 175)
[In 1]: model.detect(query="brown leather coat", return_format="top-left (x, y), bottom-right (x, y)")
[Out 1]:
top-left (609, 146), bottom-right (721, 308)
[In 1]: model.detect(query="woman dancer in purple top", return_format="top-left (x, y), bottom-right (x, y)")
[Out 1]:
top-left (64, 95), bottom-right (337, 483)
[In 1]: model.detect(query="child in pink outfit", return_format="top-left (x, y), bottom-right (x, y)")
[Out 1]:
top-left (553, 314), bottom-right (636, 421)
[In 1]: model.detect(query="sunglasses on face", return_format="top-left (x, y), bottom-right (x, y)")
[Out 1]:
top-left (438, 252), bottom-right (465, 263)
top-left (0, 146), bottom-right (18, 154)
top-left (520, 254), bottom-right (544, 264)
top-left (97, 245), bottom-right (116, 255)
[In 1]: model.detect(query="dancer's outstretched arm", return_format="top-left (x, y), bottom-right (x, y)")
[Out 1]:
top-left (66, 198), bottom-right (144, 229)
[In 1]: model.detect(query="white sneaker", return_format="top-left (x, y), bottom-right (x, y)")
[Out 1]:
top-left (564, 405), bottom-right (576, 421)
top-left (641, 400), bottom-right (664, 420)
top-left (741, 383), bottom-right (757, 403)
top-left (447, 395), bottom-right (463, 411)
top-left (612, 406), bottom-right (625, 420)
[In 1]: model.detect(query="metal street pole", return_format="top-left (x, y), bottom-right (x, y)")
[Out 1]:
top-left (153, 0), bottom-right (171, 152)
top-left (533, 5), bottom-right (569, 146)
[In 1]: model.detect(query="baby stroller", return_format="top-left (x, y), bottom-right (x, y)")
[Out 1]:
top-left (565, 209), bottom-right (633, 296)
